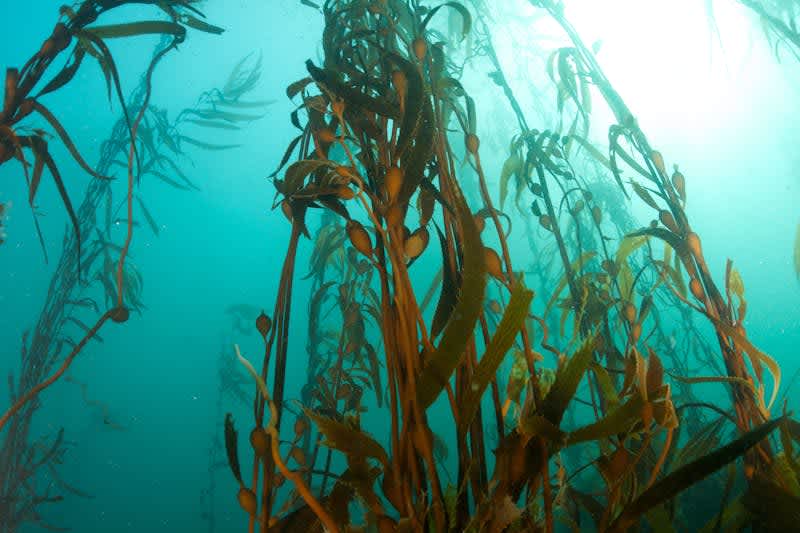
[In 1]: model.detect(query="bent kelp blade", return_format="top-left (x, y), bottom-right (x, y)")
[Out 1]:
top-left (606, 416), bottom-right (785, 532)
top-left (416, 176), bottom-right (487, 410)
top-left (458, 281), bottom-right (533, 435)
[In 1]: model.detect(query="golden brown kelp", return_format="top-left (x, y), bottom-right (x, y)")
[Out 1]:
top-left (214, 1), bottom-right (800, 531)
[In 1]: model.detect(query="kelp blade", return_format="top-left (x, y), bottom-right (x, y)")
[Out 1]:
top-left (86, 21), bottom-right (186, 39)
top-left (304, 409), bottom-right (388, 467)
top-left (607, 416), bottom-right (784, 532)
top-left (416, 180), bottom-right (487, 410)
top-left (458, 282), bottom-right (533, 434)
top-left (540, 333), bottom-right (597, 426)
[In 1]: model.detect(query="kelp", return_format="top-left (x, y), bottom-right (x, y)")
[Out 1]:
top-left (0, 4), bottom-right (265, 530)
top-left (459, 282), bottom-right (533, 433)
top-left (4, 0), bottom-right (798, 532)
top-left (217, 0), bottom-right (796, 529)
top-left (416, 177), bottom-right (487, 409)
top-left (607, 417), bottom-right (784, 532)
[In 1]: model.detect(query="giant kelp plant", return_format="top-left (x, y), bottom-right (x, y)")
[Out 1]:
top-left (2, 0), bottom-right (800, 532)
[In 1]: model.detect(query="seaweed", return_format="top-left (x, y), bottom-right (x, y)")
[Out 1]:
top-left (3, 1), bottom-right (799, 532)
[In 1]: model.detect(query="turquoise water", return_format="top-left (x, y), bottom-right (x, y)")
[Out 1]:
top-left (1, 1), bottom-right (798, 532)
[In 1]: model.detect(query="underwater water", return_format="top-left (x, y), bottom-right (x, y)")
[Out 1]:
top-left (0, 1), bottom-right (798, 532)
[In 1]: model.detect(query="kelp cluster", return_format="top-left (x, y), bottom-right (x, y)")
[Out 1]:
top-left (1, 0), bottom-right (799, 532)
top-left (219, 1), bottom-right (800, 532)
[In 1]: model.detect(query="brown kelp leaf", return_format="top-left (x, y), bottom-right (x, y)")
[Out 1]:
top-left (179, 14), bottom-right (225, 35)
top-left (386, 52), bottom-right (424, 162)
top-left (224, 413), bottom-right (243, 485)
top-left (86, 21), bottom-right (186, 39)
top-left (286, 77), bottom-right (313, 99)
top-left (567, 393), bottom-right (645, 444)
top-left (283, 159), bottom-right (333, 196)
top-left (499, 152), bottom-right (522, 210)
top-left (544, 251), bottom-right (596, 316)
top-left (420, 2), bottom-right (472, 40)
top-left (305, 60), bottom-right (398, 118)
top-left (570, 134), bottom-right (612, 170)
top-left (713, 320), bottom-right (780, 414)
top-left (431, 223), bottom-right (458, 338)
top-left (606, 416), bottom-right (784, 532)
top-left (416, 177), bottom-right (487, 410)
top-left (459, 282), bottom-right (533, 433)
top-left (629, 179), bottom-right (661, 210)
top-left (779, 419), bottom-right (800, 484)
top-left (540, 333), bottom-right (596, 426)
top-left (364, 343), bottom-right (383, 407)
top-left (518, 413), bottom-right (565, 444)
top-left (304, 408), bottom-right (388, 467)
top-left (590, 361), bottom-right (620, 409)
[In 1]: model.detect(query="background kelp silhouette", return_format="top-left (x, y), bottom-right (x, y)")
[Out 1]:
top-left (1, 0), bottom-right (799, 532)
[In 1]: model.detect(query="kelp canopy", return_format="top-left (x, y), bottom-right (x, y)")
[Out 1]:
top-left (1, 0), bottom-right (799, 532)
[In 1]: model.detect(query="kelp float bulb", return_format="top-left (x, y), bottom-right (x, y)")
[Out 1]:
top-left (255, 311), bottom-right (271, 340)
top-left (384, 166), bottom-right (403, 203)
top-left (237, 487), bottom-right (258, 516)
top-left (391, 70), bottom-right (406, 92)
top-left (484, 246), bottom-right (504, 281)
top-left (686, 232), bottom-right (703, 261)
top-left (110, 306), bottom-right (129, 323)
top-left (385, 204), bottom-right (404, 229)
top-left (623, 302), bottom-right (637, 324)
top-left (249, 426), bottom-right (269, 459)
top-left (404, 227), bottom-right (429, 260)
top-left (651, 150), bottom-right (666, 176)
top-left (412, 37), bottom-right (427, 61)
top-left (465, 133), bottom-right (480, 155)
top-left (689, 278), bottom-right (705, 301)
top-left (659, 210), bottom-right (680, 234)
top-left (347, 220), bottom-right (373, 257)
top-left (294, 416), bottom-right (308, 439)
top-left (592, 206), bottom-right (603, 225)
top-left (417, 188), bottom-right (434, 226)
top-left (630, 322), bottom-right (642, 344)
